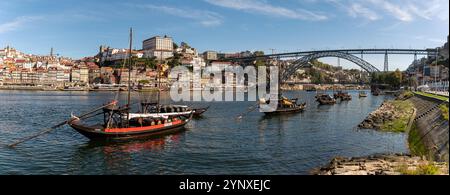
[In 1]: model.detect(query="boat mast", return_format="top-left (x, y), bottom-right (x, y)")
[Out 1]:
top-left (127, 28), bottom-right (133, 120)
top-left (278, 59), bottom-right (282, 99)
top-left (157, 49), bottom-right (162, 114)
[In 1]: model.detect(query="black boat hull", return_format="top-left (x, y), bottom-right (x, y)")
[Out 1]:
top-left (263, 103), bottom-right (306, 115)
top-left (193, 106), bottom-right (209, 117)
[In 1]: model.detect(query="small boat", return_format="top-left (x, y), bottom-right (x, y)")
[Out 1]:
top-left (259, 96), bottom-right (306, 114)
top-left (316, 94), bottom-right (336, 105)
top-left (333, 91), bottom-right (352, 101)
top-left (359, 91), bottom-right (368, 97)
top-left (372, 88), bottom-right (381, 96)
top-left (61, 86), bottom-right (87, 91)
top-left (193, 106), bottom-right (210, 117)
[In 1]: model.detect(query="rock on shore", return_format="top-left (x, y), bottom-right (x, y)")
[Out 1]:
top-left (358, 101), bottom-right (398, 129)
top-left (312, 154), bottom-right (449, 175)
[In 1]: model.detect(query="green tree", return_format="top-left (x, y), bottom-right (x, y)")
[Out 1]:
top-left (392, 69), bottom-right (403, 87)
top-left (253, 51), bottom-right (264, 56)
top-left (134, 57), bottom-right (157, 69)
top-left (253, 51), bottom-right (266, 67)
top-left (168, 53), bottom-right (181, 68)
top-left (370, 70), bottom-right (403, 89)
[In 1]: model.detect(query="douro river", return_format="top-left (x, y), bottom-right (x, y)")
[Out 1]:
top-left (0, 90), bottom-right (407, 174)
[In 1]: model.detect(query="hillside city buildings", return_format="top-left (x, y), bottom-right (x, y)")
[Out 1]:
top-left (1, 35), bottom-right (449, 91)
top-left (406, 35), bottom-right (450, 91)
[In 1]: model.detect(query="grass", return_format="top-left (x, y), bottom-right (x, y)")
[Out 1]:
top-left (414, 91), bottom-right (449, 102)
top-left (381, 100), bottom-right (414, 132)
top-left (398, 91), bottom-right (414, 100)
top-left (408, 124), bottom-right (429, 158)
top-left (397, 163), bottom-right (441, 175)
top-left (439, 104), bottom-right (449, 121)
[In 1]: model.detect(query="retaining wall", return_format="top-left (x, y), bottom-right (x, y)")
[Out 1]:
top-left (409, 95), bottom-right (449, 162)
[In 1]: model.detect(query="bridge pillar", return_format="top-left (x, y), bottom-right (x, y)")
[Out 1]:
top-left (384, 51), bottom-right (389, 72)
top-left (414, 53), bottom-right (417, 65)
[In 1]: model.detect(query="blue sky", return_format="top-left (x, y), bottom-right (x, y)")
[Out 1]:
top-left (0, 0), bottom-right (448, 70)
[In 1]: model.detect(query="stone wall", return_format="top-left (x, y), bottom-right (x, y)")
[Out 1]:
top-left (410, 96), bottom-right (449, 162)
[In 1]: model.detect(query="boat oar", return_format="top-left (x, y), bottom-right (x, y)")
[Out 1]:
top-left (8, 101), bottom-right (118, 148)
top-left (236, 103), bottom-right (259, 120)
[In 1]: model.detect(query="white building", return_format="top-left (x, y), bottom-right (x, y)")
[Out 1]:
top-left (100, 48), bottom-right (144, 62)
top-left (71, 68), bottom-right (81, 83)
top-left (142, 36), bottom-right (174, 60)
top-left (80, 66), bottom-right (89, 83)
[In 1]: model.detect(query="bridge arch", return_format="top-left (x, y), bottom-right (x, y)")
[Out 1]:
top-left (281, 51), bottom-right (381, 81)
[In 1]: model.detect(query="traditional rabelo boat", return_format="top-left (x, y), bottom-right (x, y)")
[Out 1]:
top-left (68, 28), bottom-right (194, 141)
top-left (333, 90), bottom-right (352, 101)
top-left (259, 96), bottom-right (306, 114)
top-left (258, 63), bottom-right (306, 114)
top-left (316, 94), bottom-right (336, 105)
top-left (69, 103), bottom-right (193, 140)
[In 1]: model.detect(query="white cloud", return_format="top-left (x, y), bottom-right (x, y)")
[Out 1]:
top-left (205, 0), bottom-right (328, 21)
top-left (0, 16), bottom-right (43, 34)
top-left (406, 0), bottom-right (449, 21)
top-left (347, 3), bottom-right (380, 21)
top-left (367, 0), bottom-right (412, 22)
top-left (328, 0), bottom-right (448, 22)
top-left (142, 4), bottom-right (223, 27)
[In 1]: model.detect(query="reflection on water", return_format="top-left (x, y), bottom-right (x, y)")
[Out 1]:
top-left (0, 90), bottom-right (407, 174)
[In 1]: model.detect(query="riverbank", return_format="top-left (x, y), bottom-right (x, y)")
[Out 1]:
top-left (358, 99), bottom-right (415, 132)
top-left (316, 91), bottom-right (449, 174)
top-left (312, 154), bottom-right (448, 175)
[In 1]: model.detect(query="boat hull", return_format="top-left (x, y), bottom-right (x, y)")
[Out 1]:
top-left (317, 100), bottom-right (336, 105)
top-left (69, 120), bottom-right (189, 141)
top-left (193, 106), bottom-right (209, 117)
top-left (263, 107), bottom-right (305, 114)
top-left (263, 103), bottom-right (306, 115)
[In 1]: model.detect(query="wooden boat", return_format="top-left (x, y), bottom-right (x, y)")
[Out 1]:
top-left (260, 96), bottom-right (306, 114)
top-left (193, 106), bottom-right (210, 117)
top-left (333, 91), bottom-right (352, 101)
top-left (316, 94), bottom-right (336, 105)
top-left (257, 64), bottom-right (307, 115)
top-left (68, 28), bottom-right (193, 141)
top-left (68, 104), bottom-right (193, 140)
top-left (372, 88), bottom-right (381, 96)
top-left (359, 91), bottom-right (368, 97)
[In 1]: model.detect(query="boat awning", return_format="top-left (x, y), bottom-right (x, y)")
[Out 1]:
top-left (127, 111), bottom-right (193, 119)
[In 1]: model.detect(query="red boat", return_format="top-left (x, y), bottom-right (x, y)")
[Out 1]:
top-left (68, 105), bottom-right (193, 140)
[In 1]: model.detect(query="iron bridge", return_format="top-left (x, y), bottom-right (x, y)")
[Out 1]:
top-left (219, 49), bottom-right (437, 81)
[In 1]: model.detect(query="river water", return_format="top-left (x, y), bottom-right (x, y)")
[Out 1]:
top-left (0, 90), bottom-right (407, 174)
